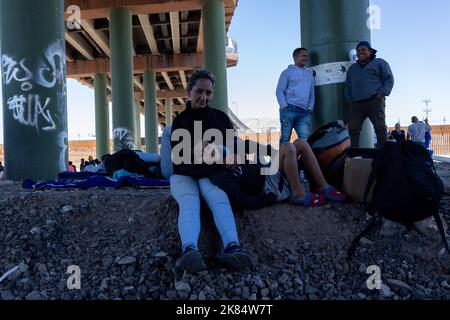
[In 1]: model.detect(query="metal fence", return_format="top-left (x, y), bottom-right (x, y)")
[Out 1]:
top-left (388, 125), bottom-right (450, 156)
top-left (428, 125), bottom-right (450, 156)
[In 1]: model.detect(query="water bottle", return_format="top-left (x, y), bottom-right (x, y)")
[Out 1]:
top-left (299, 170), bottom-right (310, 192)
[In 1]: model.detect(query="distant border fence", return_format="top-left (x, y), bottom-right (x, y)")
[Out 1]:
top-left (1, 126), bottom-right (449, 164)
top-left (428, 126), bottom-right (450, 155)
top-left (388, 125), bottom-right (450, 156)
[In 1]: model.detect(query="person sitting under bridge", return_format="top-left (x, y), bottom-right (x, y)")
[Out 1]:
top-left (209, 139), bottom-right (348, 210)
top-left (169, 69), bottom-right (255, 273)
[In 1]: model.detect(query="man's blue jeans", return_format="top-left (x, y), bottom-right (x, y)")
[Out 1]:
top-left (170, 174), bottom-right (240, 252)
top-left (279, 105), bottom-right (312, 143)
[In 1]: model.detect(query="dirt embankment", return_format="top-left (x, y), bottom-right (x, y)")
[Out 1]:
top-left (0, 162), bottom-right (449, 300)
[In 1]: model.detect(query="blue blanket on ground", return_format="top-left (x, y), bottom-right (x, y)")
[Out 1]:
top-left (23, 175), bottom-right (169, 190)
top-left (57, 171), bottom-right (108, 179)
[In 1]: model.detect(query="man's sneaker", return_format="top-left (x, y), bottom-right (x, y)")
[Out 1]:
top-left (177, 247), bottom-right (207, 273)
top-left (215, 243), bottom-right (255, 271)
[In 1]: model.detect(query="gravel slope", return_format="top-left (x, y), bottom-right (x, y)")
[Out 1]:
top-left (0, 162), bottom-right (449, 300)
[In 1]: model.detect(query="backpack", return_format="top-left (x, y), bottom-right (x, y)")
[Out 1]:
top-left (365, 141), bottom-right (444, 224)
top-left (307, 120), bottom-right (351, 188)
top-left (347, 141), bottom-right (449, 258)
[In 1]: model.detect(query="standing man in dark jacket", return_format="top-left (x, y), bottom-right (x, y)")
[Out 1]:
top-left (345, 41), bottom-right (394, 148)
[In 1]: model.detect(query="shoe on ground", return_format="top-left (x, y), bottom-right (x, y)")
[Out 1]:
top-left (215, 243), bottom-right (255, 271)
top-left (177, 247), bottom-right (207, 273)
top-left (316, 185), bottom-right (348, 202)
top-left (289, 192), bottom-right (326, 207)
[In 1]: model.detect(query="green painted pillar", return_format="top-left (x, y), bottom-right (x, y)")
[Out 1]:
top-left (110, 7), bottom-right (135, 151)
top-left (300, 0), bottom-right (374, 147)
top-left (135, 99), bottom-right (142, 150)
top-left (144, 71), bottom-right (158, 153)
top-left (94, 73), bottom-right (110, 158)
top-left (165, 99), bottom-right (173, 127)
top-left (202, 0), bottom-right (228, 112)
top-left (0, 0), bottom-right (67, 181)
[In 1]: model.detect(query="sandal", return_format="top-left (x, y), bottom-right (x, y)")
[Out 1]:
top-left (289, 192), bottom-right (326, 207)
top-left (316, 185), bottom-right (347, 202)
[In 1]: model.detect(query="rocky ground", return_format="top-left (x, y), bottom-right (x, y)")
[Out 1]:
top-left (0, 162), bottom-right (449, 301)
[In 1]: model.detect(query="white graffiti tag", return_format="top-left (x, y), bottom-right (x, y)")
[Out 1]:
top-left (3, 41), bottom-right (67, 132)
top-left (1, 55), bottom-right (33, 91)
top-left (57, 131), bottom-right (68, 172)
top-left (7, 94), bottom-right (56, 132)
top-left (36, 41), bottom-right (65, 89)
top-left (113, 127), bottom-right (135, 151)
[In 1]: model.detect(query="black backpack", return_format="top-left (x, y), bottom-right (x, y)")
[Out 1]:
top-left (348, 141), bottom-right (448, 258)
top-left (365, 141), bottom-right (444, 224)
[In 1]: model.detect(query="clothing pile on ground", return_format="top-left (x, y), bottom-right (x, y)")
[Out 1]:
top-left (23, 150), bottom-right (169, 190)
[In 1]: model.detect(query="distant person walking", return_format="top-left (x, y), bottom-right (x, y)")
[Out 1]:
top-left (80, 158), bottom-right (86, 171)
top-left (389, 123), bottom-right (405, 142)
top-left (345, 41), bottom-right (394, 148)
top-left (407, 116), bottom-right (430, 147)
top-left (424, 118), bottom-right (432, 149)
top-left (276, 48), bottom-right (315, 143)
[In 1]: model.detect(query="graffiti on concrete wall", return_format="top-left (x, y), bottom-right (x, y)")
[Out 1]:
top-left (7, 94), bottom-right (56, 131)
top-left (57, 131), bottom-right (68, 172)
top-left (1, 40), bottom-right (66, 133)
top-left (1, 56), bottom-right (33, 91)
top-left (113, 127), bottom-right (135, 152)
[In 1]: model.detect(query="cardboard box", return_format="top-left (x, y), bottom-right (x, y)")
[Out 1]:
top-left (342, 157), bottom-right (374, 202)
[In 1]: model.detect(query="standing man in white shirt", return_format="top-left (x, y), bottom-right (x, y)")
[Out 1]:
top-left (407, 116), bottom-right (431, 147)
top-left (276, 48), bottom-right (315, 143)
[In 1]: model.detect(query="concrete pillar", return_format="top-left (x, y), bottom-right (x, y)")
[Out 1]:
top-left (94, 73), bottom-right (110, 158)
top-left (202, 0), bottom-right (228, 112)
top-left (135, 99), bottom-right (142, 150)
top-left (165, 99), bottom-right (173, 127)
top-left (144, 71), bottom-right (158, 153)
top-left (300, 0), bottom-right (374, 147)
top-left (109, 7), bottom-right (135, 151)
top-left (0, 0), bottom-right (67, 180)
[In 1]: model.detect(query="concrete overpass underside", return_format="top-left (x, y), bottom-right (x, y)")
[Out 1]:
top-left (64, 0), bottom-right (239, 126)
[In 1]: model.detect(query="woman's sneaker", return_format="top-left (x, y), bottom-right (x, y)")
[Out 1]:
top-left (215, 242), bottom-right (255, 271)
top-left (177, 246), bottom-right (207, 273)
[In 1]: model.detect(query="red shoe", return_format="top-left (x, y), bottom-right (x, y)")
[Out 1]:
top-left (316, 186), bottom-right (347, 202)
top-left (289, 192), bottom-right (326, 207)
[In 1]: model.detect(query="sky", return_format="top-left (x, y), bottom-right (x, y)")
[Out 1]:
top-left (0, 0), bottom-right (449, 143)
